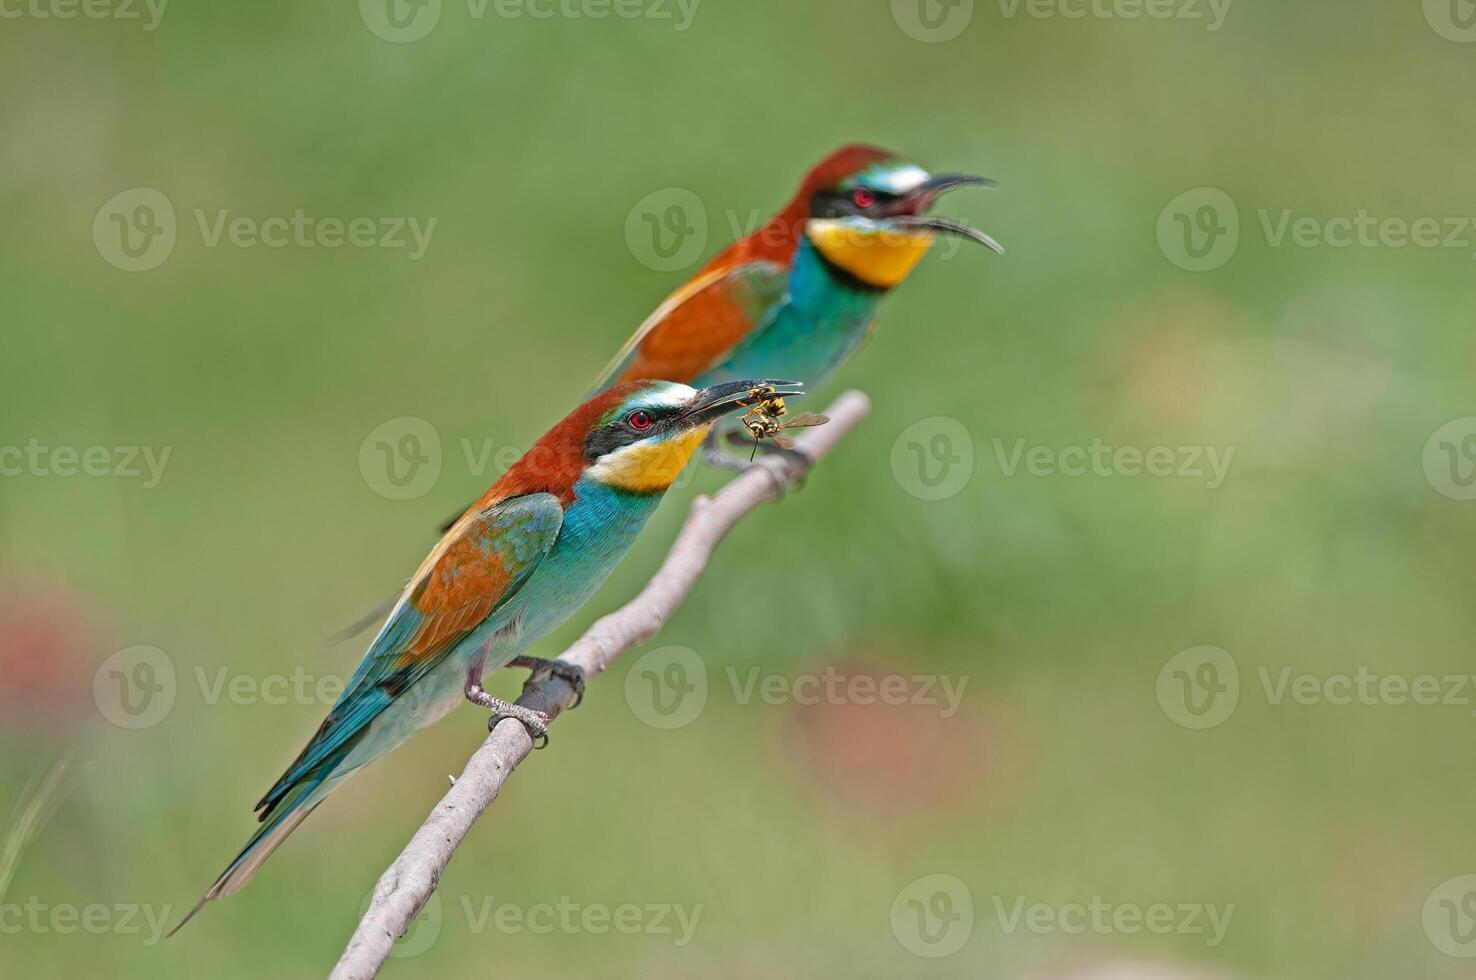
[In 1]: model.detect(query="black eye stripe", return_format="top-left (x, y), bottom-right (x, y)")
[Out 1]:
top-left (583, 407), bottom-right (676, 461)
top-left (808, 189), bottom-right (894, 219)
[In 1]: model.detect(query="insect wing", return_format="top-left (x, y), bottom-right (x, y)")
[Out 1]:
top-left (779, 413), bottom-right (830, 430)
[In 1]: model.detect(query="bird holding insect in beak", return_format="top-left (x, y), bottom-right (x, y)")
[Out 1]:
top-left (171, 378), bottom-right (801, 935)
top-left (593, 144), bottom-right (1001, 463)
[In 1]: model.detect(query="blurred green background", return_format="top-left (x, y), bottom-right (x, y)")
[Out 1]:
top-left (3, 1), bottom-right (1476, 977)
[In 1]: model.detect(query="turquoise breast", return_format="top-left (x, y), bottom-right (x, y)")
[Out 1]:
top-left (491, 476), bottom-right (664, 649)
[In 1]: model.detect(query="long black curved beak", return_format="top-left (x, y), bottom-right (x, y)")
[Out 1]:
top-left (887, 172), bottom-right (1004, 255)
top-left (916, 173), bottom-right (999, 196)
top-left (681, 380), bottom-right (804, 427)
top-left (892, 215), bottom-right (1005, 254)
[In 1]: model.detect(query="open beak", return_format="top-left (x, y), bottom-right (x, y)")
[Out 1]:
top-left (681, 379), bottom-right (804, 427)
top-left (886, 172), bottom-right (1004, 255)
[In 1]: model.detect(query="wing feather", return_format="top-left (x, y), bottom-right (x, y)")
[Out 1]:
top-left (589, 259), bottom-right (788, 392)
top-left (254, 493), bottom-right (563, 814)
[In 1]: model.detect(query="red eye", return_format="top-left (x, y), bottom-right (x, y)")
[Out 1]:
top-left (628, 410), bottom-right (653, 430)
top-left (852, 188), bottom-right (876, 209)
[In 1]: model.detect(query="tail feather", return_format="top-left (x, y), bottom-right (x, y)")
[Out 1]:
top-left (168, 777), bottom-right (330, 938)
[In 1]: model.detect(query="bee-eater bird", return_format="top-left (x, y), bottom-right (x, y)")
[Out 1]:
top-left (341, 145), bottom-right (1001, 636)
top-left (173, 378), bottom-right (798, 935)
top-left (592, 144), bottom-right (1000, 461)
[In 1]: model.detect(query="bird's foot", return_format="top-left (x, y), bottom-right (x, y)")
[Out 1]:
top-left (508, 655), bottom-right (587, 709)
top-left (701, 440), bottom-right (749, 471)
top-left (488, 702), bottom-right (551, 749)
top-left (465, 681), bottom-right (551, 748)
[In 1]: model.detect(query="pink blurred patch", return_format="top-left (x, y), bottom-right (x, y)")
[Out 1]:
top-left (0, 577), bottom-right (112, 734)
top-left (778, 652), bottom-right (1019, 817)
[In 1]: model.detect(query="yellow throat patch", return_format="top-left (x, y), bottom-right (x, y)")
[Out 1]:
top-left (806, 219), bottom-right (935, 289)
top-left (589, 424), bottom-right (710, 493)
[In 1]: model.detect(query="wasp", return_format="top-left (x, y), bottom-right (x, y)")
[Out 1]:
top-left (734, 391), bottom-right (829, 458)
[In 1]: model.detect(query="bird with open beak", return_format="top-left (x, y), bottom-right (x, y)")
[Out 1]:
top-left (594, 144), bottom-right (1001, 463)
